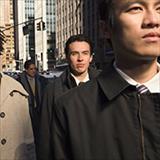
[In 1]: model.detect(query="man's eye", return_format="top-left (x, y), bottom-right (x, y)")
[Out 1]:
top-left (70, 52), bottom-right (78, 56)
top-left (157, 6), bottom-right (160, 13)
top-left (82, 52), bottom-right (90, 55)
top-left (127, 7), bottom-right (142, 13)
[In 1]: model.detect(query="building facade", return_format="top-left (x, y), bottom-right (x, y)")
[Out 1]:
top-left (46, 0), bottom-right (56, 69)
top-left (34, 0), bottom-right (47, 71)
top-left (13, 0), bottom-right (34, 70)
top-left (0, 0), bottom-right (15, 71)
top-left (13, 0), bottom-right (56, 71)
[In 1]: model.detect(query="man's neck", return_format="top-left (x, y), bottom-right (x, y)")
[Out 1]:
top-left (71, 70), bottom-right (88, 82)
top-left (27, 74), bottom-right (35, 79)
top-left (116, 59), bottom-right (159, 84)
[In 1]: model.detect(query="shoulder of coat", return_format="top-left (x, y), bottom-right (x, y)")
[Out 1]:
top-left (3, 74), bottom-right (29, 97)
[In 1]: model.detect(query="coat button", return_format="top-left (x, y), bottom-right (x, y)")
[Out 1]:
top-left (1, 139), bottom-right (7, 145)
top-left (0, 112), bottom-right (5, 118)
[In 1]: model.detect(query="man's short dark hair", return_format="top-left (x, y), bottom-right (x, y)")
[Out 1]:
top-left (64, 34), bottom-right (93, 57)
top-left (99, 0), bottom-right (114, 27)
top-left (24, 60), bottom-right (35, 69)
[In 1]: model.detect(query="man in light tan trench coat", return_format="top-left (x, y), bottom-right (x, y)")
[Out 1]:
top-left (0, 31), bottom-right (36, 159)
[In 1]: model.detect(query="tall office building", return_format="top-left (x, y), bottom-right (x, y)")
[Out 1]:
top-left (46, 0), bottom-right (56, 69)
top-left (0, 0), bottom-right (15, 71)
top-left (13, 0), bottom-right (35, 70)
top-left (34, 0), bottom-right (47, 71)
top-left (34, 0), bottom-right (56, 70)
top-left (14, 0), bottom-right (56, 71)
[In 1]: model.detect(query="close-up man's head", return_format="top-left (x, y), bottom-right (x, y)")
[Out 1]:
top-left (24, 60), bottom-right (37, 78)
top-left (99, 0), bottom-right (160, 64)
top-left (64, 34), bottom-right (93, 75)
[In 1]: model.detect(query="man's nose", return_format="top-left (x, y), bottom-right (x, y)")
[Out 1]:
top-left (77, 53), bottom-right (83, 60)
top-left (142, 10), bottom-right (160, 28)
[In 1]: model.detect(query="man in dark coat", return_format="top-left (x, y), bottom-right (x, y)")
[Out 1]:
top-left (37, 34), bottom-right (101, 159)
top-left (52, 0), bottom-right (160, 159)
top-left (17, 60), bottom-right (48, 145)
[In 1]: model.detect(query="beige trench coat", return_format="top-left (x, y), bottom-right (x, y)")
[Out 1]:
top-left (0, 73), bottom-right (36, 160)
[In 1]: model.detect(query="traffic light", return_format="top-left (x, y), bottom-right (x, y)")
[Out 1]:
top-left (23, 25), bottom-right (29, 35)
top-left (42, 22), bottom-right (45, 30)
top-left (37, 22), bottom-right (41, 31)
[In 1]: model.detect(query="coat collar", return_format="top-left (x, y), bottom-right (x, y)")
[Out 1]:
top-left (97, 64), bottom-right (132, 100)
top-left (59, 67), bottom-right (76, 88)
top-left (60, 67), bottom-right (101, 89)
top-left (1, 73), bottom-right (28, 99)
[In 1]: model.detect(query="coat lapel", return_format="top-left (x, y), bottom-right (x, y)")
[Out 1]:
top-left (97, 65), bottom-right (130, 100)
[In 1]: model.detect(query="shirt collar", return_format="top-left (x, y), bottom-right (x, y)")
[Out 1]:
top-left (114, 62), bottom-right (160, 93)
top-left (27, 75), bottom-right (35, 81)
top-left (70, 72), bottom-right (89, 86)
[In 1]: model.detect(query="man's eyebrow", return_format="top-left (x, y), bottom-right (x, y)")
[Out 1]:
top-left (155, 0), bottom-right (160, 5)
top-left (70, 50), bottom-right (90, 54)
top-left (82, 50), bottom-right (90, 52)
top-left (121, 0), bottom-right (160, 8)
top-left (120, 0), bottom-right (145, 9)
top-left (70, 51), bottom-right (79, 53)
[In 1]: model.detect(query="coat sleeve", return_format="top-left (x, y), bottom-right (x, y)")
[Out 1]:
top-left (23, 96), bottom-right (37, 160)
top-left (52, 99), bottom-right (72, 160)
top-left (37, 83), bottom-right (55, 160)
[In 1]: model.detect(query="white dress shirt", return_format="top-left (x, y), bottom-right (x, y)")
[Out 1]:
top-left (71, 73), bottom-right (89, 86)
top-left (114, 63), bottom-right (160, 93)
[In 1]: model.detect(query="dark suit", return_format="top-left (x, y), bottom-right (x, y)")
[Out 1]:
top-left (53, 64), bottom-right (160, 160)
top-left (17, 71), bottom-right (48, 144)
top-left (37, 67), bottom-right (101, 160)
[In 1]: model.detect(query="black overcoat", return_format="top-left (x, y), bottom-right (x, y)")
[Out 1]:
top-left (37, 67), bottom-right (101, 160)
top-left (17, 71), bottom-right (48, 142)
top-left (53, 64), bottom-right (160, 160)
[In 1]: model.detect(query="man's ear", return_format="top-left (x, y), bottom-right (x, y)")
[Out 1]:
top-left (89, 54), bottom-right (93, 63)
top-left (99, 20), bottom-right (111, 39)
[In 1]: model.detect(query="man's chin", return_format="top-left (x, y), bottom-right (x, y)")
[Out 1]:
top-left (29, 74), bottom-right (36, 78)
top-left (74, 70), bottom-right (86, 76)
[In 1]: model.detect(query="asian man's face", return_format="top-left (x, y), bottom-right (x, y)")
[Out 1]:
top-left (109, 0), bottom-right (160, 63)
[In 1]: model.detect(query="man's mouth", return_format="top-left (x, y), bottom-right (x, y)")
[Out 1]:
top-left (142, 32), bottom-right (160, 42)
top-left (77, 64), bottom-right (84, 68)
